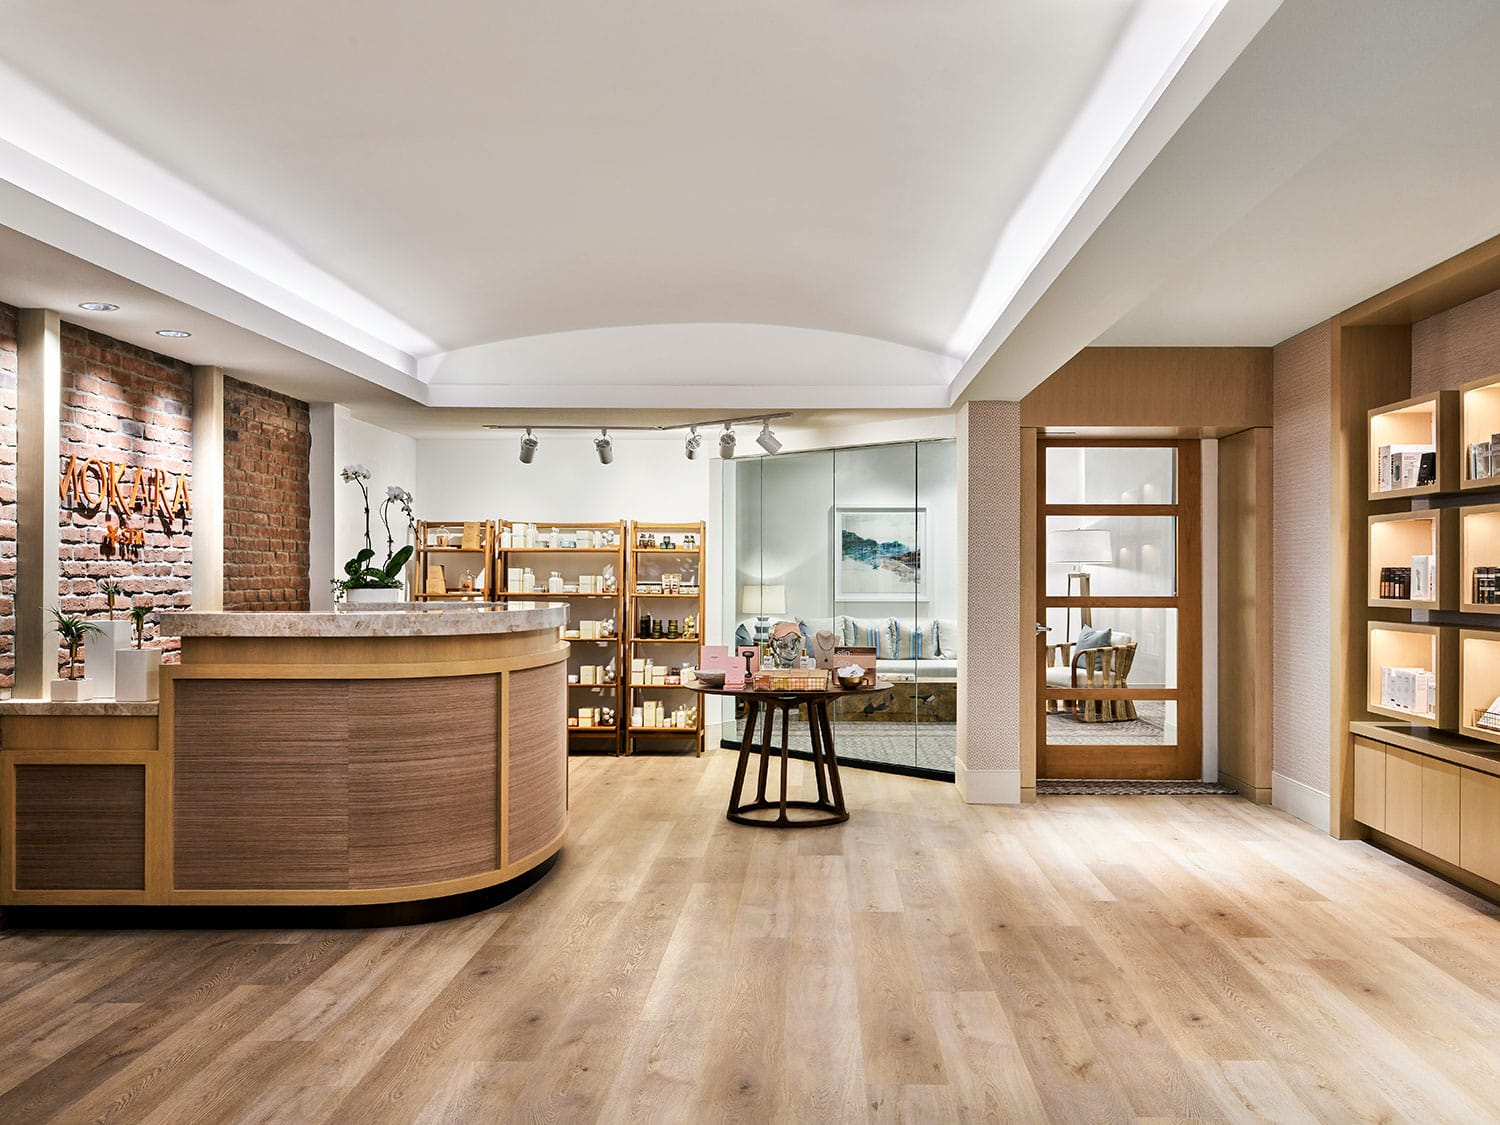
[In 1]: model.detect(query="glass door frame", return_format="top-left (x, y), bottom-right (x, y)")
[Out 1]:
top-left (1035, 437), bottom-right (1202, 779)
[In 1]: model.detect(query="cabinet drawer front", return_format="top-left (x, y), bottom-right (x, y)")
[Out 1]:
top-left (1353, 737), bottom-right (1387, 830)
top-left (1385, 746), bottom-right (1424, 847)
top-left (1462, 768), bottom-right (1500, 884)
top-left (1422, 758), bottom-right (1461, 865)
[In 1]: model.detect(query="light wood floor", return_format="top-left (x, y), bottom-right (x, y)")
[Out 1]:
top-left (4, 750), bottom-right (1500, 1123)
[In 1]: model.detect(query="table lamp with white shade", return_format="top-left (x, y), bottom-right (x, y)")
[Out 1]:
top-left (740, 583), bottom-right (786, 643)
top-left (1048, 528), bottom-right (1112, 640)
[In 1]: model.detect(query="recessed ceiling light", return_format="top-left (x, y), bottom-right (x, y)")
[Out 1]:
top-left (78, 302), bottom-right (119, 312)
top-left (156, 329), bottom-right (192, 338)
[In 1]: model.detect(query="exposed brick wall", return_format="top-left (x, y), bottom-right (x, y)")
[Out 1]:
top-left (0, 303), bottom-right (17, 692)
top-left (224, 376), bottom-right (310, 611)
top-left (58, 323), bottom-right (195, 665)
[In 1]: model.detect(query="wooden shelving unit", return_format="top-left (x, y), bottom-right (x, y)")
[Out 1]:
top-left (626, 520), bottom-right (706, 755)
top-left (1368, 391), bottom-right (1456, 500)
top-left (1366, 621), bottom-right (1456, 728)
top-left (1460, 501), bottom-right (1500, 614)
top-left (496, 520), bottom-right (627, 755)
top-left (413, 520), bottom-right (493, 601)
top-left (1458, 629), bottom-right (1500, 746)
top-left (1367, 508), bottom-right (1456, 610)
top-left (1461, 373), bottom-right (1500, 490)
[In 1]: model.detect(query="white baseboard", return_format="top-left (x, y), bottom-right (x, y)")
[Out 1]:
top-left (955, 760), bottom-right (1021, 804)
top-left (1272, 770), bottom-right (1330, 832)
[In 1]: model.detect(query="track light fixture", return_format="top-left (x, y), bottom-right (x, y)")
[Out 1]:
top-left (482, 412), bottom-right (789, 466)
top-left (755, 419), bottom-right (782, 455)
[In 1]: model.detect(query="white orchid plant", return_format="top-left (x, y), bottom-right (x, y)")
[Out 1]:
top-left (334, 465), bottom-right (414, 598)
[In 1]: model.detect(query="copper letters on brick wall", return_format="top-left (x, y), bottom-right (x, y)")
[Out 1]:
top-left (59, 454), bottom-right (192, 556)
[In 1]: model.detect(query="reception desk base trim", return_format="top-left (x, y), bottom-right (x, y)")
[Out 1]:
top-left (1, 851), bottom-right (561, 929)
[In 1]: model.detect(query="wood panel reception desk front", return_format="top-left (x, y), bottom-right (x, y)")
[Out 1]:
top-left (0, 604), bottom-right (569, 920)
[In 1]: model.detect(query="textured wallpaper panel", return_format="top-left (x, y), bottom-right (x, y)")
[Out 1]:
top-left (1412, 286), bottom-right (1500, 394)
top-left (1272, 321), bottom-right (1333, 795)
top-left (958, 401), bottom-right (1021, 773)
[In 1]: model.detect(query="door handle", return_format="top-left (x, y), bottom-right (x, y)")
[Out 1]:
top-left (1035, 623), bottom-right (1051, 635)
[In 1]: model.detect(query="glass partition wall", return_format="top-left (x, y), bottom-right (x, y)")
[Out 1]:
top-left (723, 439), bottom-right (958, 778)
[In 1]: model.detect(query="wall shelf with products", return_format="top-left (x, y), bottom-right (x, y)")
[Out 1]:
top-left (1458, 629), bottom-right (1500, 747)
top-left (1461, 373), bottom-right (1500, 490)
top-left (413, 520), bottom-right (493, 600)
top-left (497, 520), bottom-right (627, 754)
top-left (1367, 509), bottom-right (1456, 610)
top-left (626, 520), bottom-right (706, 755)
top-left (1366, 620), bottom-right (1456, 728)
top-left (1459, 502), bottom-right (1500, 613)
top-left (1367, 391), bottom-right (1456, 501)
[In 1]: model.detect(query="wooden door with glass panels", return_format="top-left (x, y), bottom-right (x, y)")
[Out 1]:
top-left (1037, 439), bottom-right (1201, 779)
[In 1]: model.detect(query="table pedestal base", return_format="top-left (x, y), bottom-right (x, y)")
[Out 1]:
top-left (728, 697), bottom-right (848, 828)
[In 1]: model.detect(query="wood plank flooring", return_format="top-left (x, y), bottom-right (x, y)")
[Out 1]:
top-left (3, 750), bottom-right (1500, 1122)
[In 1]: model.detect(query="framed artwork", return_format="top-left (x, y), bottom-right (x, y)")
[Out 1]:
top-left (833, 506), bottom-right (928, 602)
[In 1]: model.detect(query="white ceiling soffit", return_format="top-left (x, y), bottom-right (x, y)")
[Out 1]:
top-left (0, 0), bottom-right (1266, 411)
top-left (961, 0), bottom-right (1500, 401)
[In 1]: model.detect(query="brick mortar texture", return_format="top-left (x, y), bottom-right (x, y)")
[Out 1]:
top-left (58, 320), bottom-right (195, 667)
top-left (0, 302), bottom-right (315, 689)
top-left (223, 375), bottom-right (310, 611)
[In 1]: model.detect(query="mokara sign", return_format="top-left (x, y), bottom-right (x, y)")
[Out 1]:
top-left (60, 455), bottom-right (191, 554)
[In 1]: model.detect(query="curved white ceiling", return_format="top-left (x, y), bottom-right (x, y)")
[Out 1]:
top-left (0, 0), bottom-right (1265, 410)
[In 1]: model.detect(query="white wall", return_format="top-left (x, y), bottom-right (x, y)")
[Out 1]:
top-left (418, 434), bottom-right (711, 525)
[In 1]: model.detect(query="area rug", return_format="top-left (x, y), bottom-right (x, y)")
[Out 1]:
top-left (1036, 779), bottom-right (1239, 796)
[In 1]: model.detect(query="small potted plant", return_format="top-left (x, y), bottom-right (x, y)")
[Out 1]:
top-left (116, 602), bottom-right (160, 702)
top-left (93, 577), bottom-right (136, 697)
top-left (98, 579), bottom-right (125, 619)
top-left (49, 607), bottom-right (104, 701)
top-left (335, 465), bottom-right (415, 605)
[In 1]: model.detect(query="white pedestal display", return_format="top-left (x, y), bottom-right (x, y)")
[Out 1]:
top-left (89, 620), bottom-right (135, 701)
top-left (115, 648), bottom-right (161, 703)
top-left (50, 677), bottom-right (95, 702)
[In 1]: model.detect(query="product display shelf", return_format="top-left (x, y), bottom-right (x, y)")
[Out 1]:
top-left (1366, 620), bottom-right (1457, 728)
top-left (1367, 390), bottom-right (1456, 501)
top-left (1460, 502), bottom-right (1500, 614)
top-left (1457, 629), bottom-right (1500, 746)
top-left (1367, 508), bottom-right (1456, 610)
top-left (1460, 373), bottom-right (1500, 491)
top-left (413, 520), bottom-right (494, 601)
top-left (496, 519), bottom-right (628, 755)
top-left (626, 520), bottom-right (707, 756)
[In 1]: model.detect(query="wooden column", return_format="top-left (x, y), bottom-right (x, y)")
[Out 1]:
top-left (15, 309), bottom-right (61, 698)
top-left (191, 365), bottom-right (224, 612)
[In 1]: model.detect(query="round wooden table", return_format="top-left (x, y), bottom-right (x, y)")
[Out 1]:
top-left (687, 679), bottom-right (891, 827)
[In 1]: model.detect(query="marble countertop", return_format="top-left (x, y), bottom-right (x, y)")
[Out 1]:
top-left (1, 700), bottom-right (159, 716)
top-left (159, 601), bottom-right (568, 638)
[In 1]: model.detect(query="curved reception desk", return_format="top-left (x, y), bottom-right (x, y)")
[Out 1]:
top-left (0, 603), bottom-right (569, 920)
